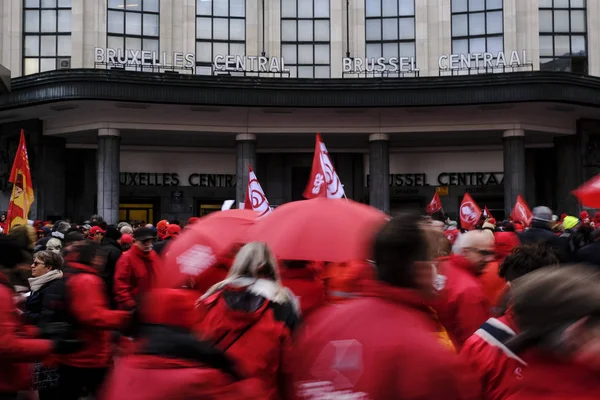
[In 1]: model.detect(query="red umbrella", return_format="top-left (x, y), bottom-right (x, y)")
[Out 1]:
top-left (245, 198), bottom-right (389, 263)
top-left (157, 209), bottom-right (257, 292)
top-left (573, 175), bottom-right (600, 208)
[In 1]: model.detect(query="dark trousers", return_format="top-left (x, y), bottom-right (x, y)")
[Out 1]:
top-left (56, 365), bottom-right (108, 400)
top-left (0, 393), bottom-right (17, 400)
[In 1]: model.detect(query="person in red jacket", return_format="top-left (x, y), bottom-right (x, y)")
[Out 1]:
top-left (460, 243), bottom-right (559, 400)
top-left (280, 260), bottom-right (327, 316)
top-left (504, 265), bottom-right (600, 400)
top-left (432, 230), bottom-right (494, 350)
top-left (286, 213), bottom-right (481, 400)
top-left (55, 240), bottom-right (131, 400)
top-left (113, 228), bottom-right (160, 311)
top-left (101, 287), bottom-right (266, 400)
top-left (195, 242), bottom-right (300, 400)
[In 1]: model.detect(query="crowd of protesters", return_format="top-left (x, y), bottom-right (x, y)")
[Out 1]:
top-left (0, 205), bottom-right (600, 399)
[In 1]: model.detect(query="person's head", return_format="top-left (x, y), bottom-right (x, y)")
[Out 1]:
top-left (452, 230), bottom-right (495, 272)
top-left (498, 243), bottom-right (559, 283)
top-left (145, 223), bottom-right (154, 229)
top-left (227, 242), bottom-right (280, 282)
top-left (119, 233), bottom-right (134, 251)
top-left (89, 226), bottom-right (105, 241)
top-left (425, 228), bottom-right (452, 258)
top-left (506, 265), bottom-right (600, 370)
top-left (80, 224), bottom-right (91, 237)
top-left (133, 228), bottom-right (155, 252)
top-left (373, 213), bottom-right (434, 297)
top-left (46, 238), bottom-right (63, 254)
top-left (103, 225), bottom-right (122, 242)
top-left (562, 216), bottom-right (580, 231)
top-left (8, 224), bottom-right (37, 250)
top-left (63, 240), bottom-right (107, 272)
top-left (31, 250), bottom-right (63, 278)
top-left (493, 231), bottom-right (520, 262)
top-left (90, 214), bottom-right (103, 224)
top-left (166, 224), bottom-right (181, 239)
top-left (0, 213), bottom-right (5, 222)
top-left (531, 206), bottom-right (553, 228)
top-left (120, 224), bottom-right (133, 235)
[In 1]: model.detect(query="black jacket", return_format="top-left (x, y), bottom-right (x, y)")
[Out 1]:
top-left (574, 241), bottom-right (600, 267)
top-left (152, 238), bottom-right (173, 256)
top-left (101, 238), bottom-right (123, 306)
top-left (23, 279), bottom-right (62, 326)
top-left (518, 221), bottom-right (557, 245)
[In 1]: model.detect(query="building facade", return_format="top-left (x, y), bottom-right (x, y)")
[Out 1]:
top-left (0, 0), bottom-right (599, 223)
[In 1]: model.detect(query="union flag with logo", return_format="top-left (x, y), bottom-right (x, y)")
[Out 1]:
top-left (244, 164), bottom-right (272, 218)
top-left (303, 133), bottom-right (345, 199)
top-left (425, 192), bottom-right (443, 215)
top-left (6, 130), bottom-right (35, 232)
top-left (483, 206), bottom-right (494, 220)
top-left (510, 194), bottom-right (532, 227)
top-left (459, 193), bottom-right (482, 230)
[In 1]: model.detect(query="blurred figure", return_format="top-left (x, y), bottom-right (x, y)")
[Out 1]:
top-left (479, 232), bottom-right (520, 312)
top-left (444, 220), bottom-right (461, 246)
top-left (574, 230), bottom-right (600, 266)
top-left (101, 226), bottom-right (123, 308)
top-left (196, 242), bottom-right (300, 400)
top-left (8, 225), bottom-right (37, 294)
top-left (80, 223), bottom-right (91, 238)
top-left (119, 225), bottom-right (133, 235)
top-left (287, 213), bottom-right (481, 400)
top-left (0, 212), bottom-right (6, 233)
top-left (45, 237), bottom-right (62, 254)
top-left (152, 224), bottom-right (181, 256)
top-left (156, 220), bottom-right (169, 241)
top-left (461, 244), bottom-right (559, 400)
top-left (280, 260), bottom-right (327, 317)
top-left (89, 226), bottom-right (105, 242)
top-left (433, 230), bottom-right (494, 350)
top-left (504, 265), bottom-right (600, 399)
top-left (323, 259), bottom-right (375, 304)
top-left (518, 206), bottom-right (556, 246)
top-left (119, 234), bottom-right (134, 252)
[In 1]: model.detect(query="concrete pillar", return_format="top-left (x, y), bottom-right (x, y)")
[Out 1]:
top-left (554, 134), bottom-right (584, 215)
top-left (369, 134), bottom-right (390, 213)
top-left (97, 128), bottom-right (120, 224)
top-left (236, 134), bottom-right (257, 208)
top-left (503, 129), bottom-right (526, 216)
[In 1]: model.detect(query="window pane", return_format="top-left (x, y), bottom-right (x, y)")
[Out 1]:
top-left (40, 36), bottom-right (56, 56)
top-left (42, 0), bottom-right (57, 7)
top-left (213, 18), bottom-right (228, 40)
top-left (24, 36), bottom-right (39, 56)
top-left (487, 36), bottom-right (503, 53)
top-left (213, 0), bottom-right (229, 16)
top-left (399, 41), bottom-right (415, 58)
top-left (468, 12), bottom-right (485, 35)
top-left (25, 11), bottom-right (40, 33)
top-left (540, 35), bottom-right (553, 56)
top-left (452, 0), bottom-right (468, 12)
top-left (382, 0), bottom-right (397, 16)
top-left (144, 0), bottom-right (159, 12)
top-left (143, 13), bottom-right (159, 36)
top-left (383, 42), bottom-right (397, 58)
top-left (382, 18), bottom-right (398, 40)
top-left (315, 0), bottom-right (329, 17)
top-left (570, 0), bottom-right (585, 7)
top-left (554, 35), bottom-right (570, 55)
top-left (487, 11), bottom-right (503, 34)
top-left (468, 0), bottom-right (484, 11)
top-left (196, 65), bottom-right (212, 75)
top-left (571, 35), bottom-right (586, 55)
top-left (298, 20), bottom-right (313, 41)
top-left (24, 58), bottom-right (39, 75)
top-left (366, 19), bottom-right (381, 40)
top-left (298, 0), bottom-right (313, 18)
top-left (213, 41), bottom-right (228, 56)
top-left (108, 36), bottom-right (124, 49)
top-left (365, 0), bottom-right (381, 17)
top-left (282, 44), bottom-right (297, 64)
top-left (231, 0), bottom-right (245, 17)
top-left (399, 0), bottom-right (414, 16)
top-left (298, 44), bottom-right (313, 63)
top-left (366, 43), bottom-right (382, 58)
top-left (554, 10), bottom-right (569, 32)
top-left (470, 37), bottom-right (485, 53)
top-left (453, 38), bottom-right (468, 54)
top-left (315, 44), bottom-right (329, 63)
top-left (230, 42), bottom-right (245, 55)
top-left (281, 20), bottom-right (297, 41)
top-left (126, 12), bottom-right (142, 35)
top-left (315, 66), bottom-right (329, 78)
top-left (539, 0), bottom-right (552, 6)
top-left (143, 38), bottom-right (159, 53)
top-left (196, 17), bottom-right (212, 39)
top-left (57, 35), bottom-right (71, 55)
top-left (108, 0), bottom-right (125, 8)
top-left (314, 20), bottom-right (329, 41)
top-left (58, 10), bottom-right (71, 32)
top-left (452, 14), bottom-right (468, 36)
top-left (196, 41), bottom-right (212, 61)
top-left (197, 0), bottom-right (212, 15)
top-left (399, 17), bottom-right (414, 39)
top-left (486, 0), bottom-right (502, 9)
top-left (126, 0), bottom-right (141, 11)
top-left (554, 0), bottom-right (569, 7)
top-left (126, 37), bottom-right (142, 51)
top-left (539, 10), bottom-right (553, 33)
top-left (298, 66), bottom-right (313, 78)
top-left (286, 66), bottom-right (297, 77)
top-left (25, 0), bottom-right (40, 7)
top-left (571, 10), bottom-right (585, 33)
top-left (108, 11), bottom-right (124, 33)
top-left (40, 58), bottom-right (56, 72)
top-left (281, 0), bottom-right (297, 18)
top-left (41, 10), bottom-right (57, 32)
top-left (230, 19), bottom-right (245, 40)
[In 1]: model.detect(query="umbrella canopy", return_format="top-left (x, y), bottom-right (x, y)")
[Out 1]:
top-left (245, 198), bottom-right (389, 263)
top-left (157, 209), bottom-right (257, 291)
top-left (572, 174), bottom-right (600, 208)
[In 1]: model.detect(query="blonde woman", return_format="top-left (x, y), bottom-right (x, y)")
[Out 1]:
top-left (195, 242), bottom-right (300, 400)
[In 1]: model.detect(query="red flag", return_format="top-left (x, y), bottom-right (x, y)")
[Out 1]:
top-left (572, 174), bottom-right (600, 208)
top-left (510, 195), bottom-right (532, 227)
top-left (303, 133), bottom-right (345, 199)
top-left (425, 192), bottom-right (442, 215)
top-left (483, 206), bottom-right (494, 220)
top-left (244, 165), bottom-right (272, 218)
top-left (459, 193), bottom-right (482, 230)
top-left (6, 130), bottom-right (35, 232)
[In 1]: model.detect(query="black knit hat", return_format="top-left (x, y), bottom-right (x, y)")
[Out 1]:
top-left (104, 225), bottom-right (122, 241)
top-left (134, 227), bottom-right (155, 242)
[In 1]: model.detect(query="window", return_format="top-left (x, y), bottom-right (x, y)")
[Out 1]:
top-left (539, 0), bottom-right (587, 73)
top-left (23, 0), bottom-right (72, 75)
top-left (196, 0), bottom-right (246, 75)
top-left (281, 0), bottom-right (330, 78)
top-left (107, 0), bottom-right (160, 68)
top-left (365, 0), bottom-right (416, 76)
top-left (451, 0), bottom-right (504, 66)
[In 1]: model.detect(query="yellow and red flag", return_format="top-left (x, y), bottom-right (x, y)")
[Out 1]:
top-left (6, 130), bottom-right (34, 232)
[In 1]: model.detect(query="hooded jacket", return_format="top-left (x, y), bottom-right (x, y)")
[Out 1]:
top-left (114, 245), bottom-right (160, 310)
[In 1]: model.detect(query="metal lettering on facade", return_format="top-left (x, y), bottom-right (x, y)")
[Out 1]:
top-left (366, 172), bottom-right (504, 187)
top-left (213, 55), bottom-right (290, 73)
top-left (342, 57), bottom-right (419, 73)
top-left (438, 50), bottom-right (529, 70)
top-left (94, 48), bottom-right (195, 68)
top-left (119, 172), bottom-right (236, 188)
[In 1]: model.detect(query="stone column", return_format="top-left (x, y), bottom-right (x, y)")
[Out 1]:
top-left (236, 134), bottom-right (257, 208)
top-left (369, 134), bottom-right (390, 213)
top-left (97, 128), bottom-right (120, 224)
top-left (503, 129), bottom-right (526, 216)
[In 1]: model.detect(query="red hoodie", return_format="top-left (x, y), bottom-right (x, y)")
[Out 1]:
top-left (114, 245), bottom-right (160, 310)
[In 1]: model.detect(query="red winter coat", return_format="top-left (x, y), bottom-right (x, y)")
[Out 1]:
top-left (195, 281), bottom-right (300, 400)
top-left (114, 245), bottom-right (160, 310)
top-left (280, 263), bottom-right (327, 317)
top-left (61, 263), bottom-right (130, 368)
top-left (286, 280), bottom-right (482, 400)
top-left (432, 255), bottom-right (491, 350)
top-left (0, 272), bottom-right (53, 393)
top-left (460, 311), bottom-right (527, 400)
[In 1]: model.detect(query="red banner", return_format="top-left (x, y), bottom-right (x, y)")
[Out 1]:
top-left (425, 192), bottom-right (442, 215)
top-left (6, 130), bottom-right (34, 232)
top-left (572, 174), bottom-right (600, 209)
top-left (483, 206), bottom-right (494, 220)
top-left (510, 195), bottom-right (532, 227)
top-left (459, 193), bottom-right (482, 230)
top-left (303, 134), bottom-right (345, 199)
top-left (244, 165), bottom-right (272, 218)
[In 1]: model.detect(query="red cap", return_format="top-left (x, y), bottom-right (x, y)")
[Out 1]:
top-left (580, 211), bottom-right (590, 220)
top-left (166, 224), bottom-right (181, 238)
top-left (157, 220), bottom-right (169, 232)
top-left (90, 226), bottom-right (106, 236)
top-left (120, 233), bottom-right (134, 244)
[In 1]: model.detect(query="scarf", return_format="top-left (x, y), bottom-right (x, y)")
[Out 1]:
top-left (28, 269), bottom-right (63, 293)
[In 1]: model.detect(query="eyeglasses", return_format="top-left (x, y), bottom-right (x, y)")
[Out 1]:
top-left (32, 261), bottom-right (45, 267)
